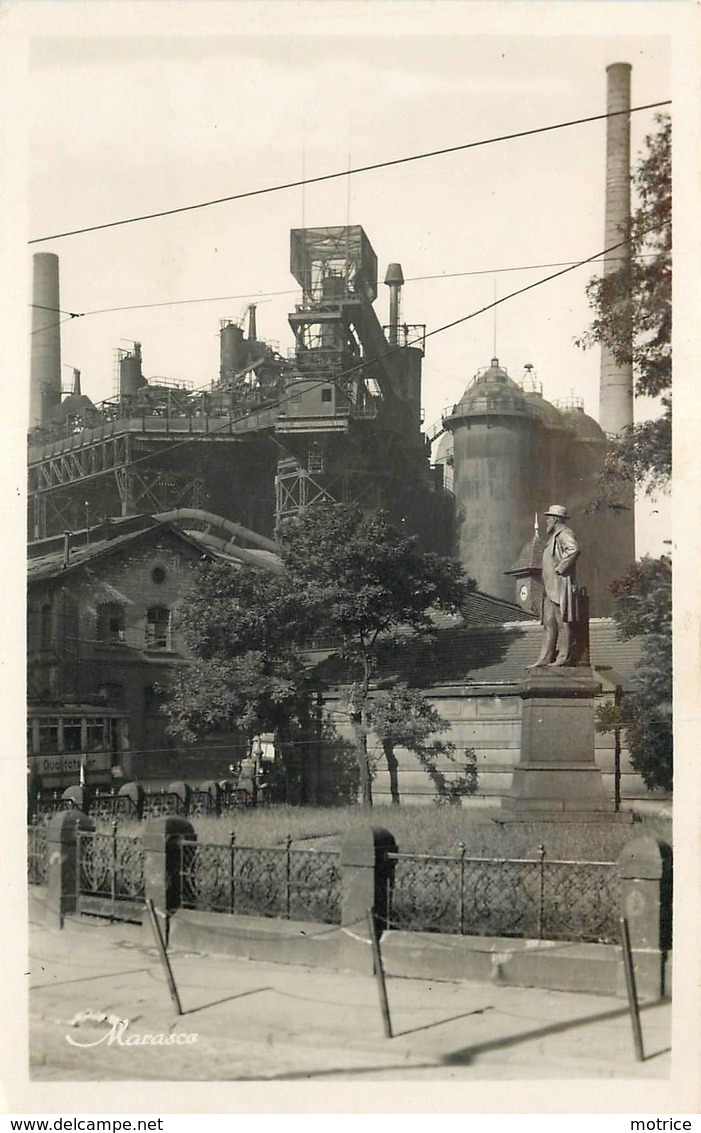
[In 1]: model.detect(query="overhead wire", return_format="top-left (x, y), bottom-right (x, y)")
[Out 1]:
top-left (31, 302), bottom-right (84, 317)
top-left (405, 253), bottom-right (657, 284)
top-left (28, 100), bottom-right (670, 245)
top-left (28, 230), bottom-right (647, 478)
top-left (337, 232), bottom-right (648, 380)
top-left (29, 315), bottom-right (81, 336)
top-left (26, 252), bottom-right (657, 323)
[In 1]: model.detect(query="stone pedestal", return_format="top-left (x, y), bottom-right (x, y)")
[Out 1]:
top-left (617, 836), bottom-right (672, 997)
top-left (142, 816), bottom-right (196, 946)
top-left (501, 668), bottom-right (621, 822)
top-left (338, 826), bottom-right (397, 972)
top-left (44, 809), bottom-right (96, 927)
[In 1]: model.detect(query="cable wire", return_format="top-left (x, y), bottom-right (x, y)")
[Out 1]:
top-left (29, 315), bottom-right (81, 336)
top-left (28, 100), bottom-right (670, 245)
top-left (27, 230), bottom-right (643, 477)
top-left (26, 253), bottom-right (656, 323)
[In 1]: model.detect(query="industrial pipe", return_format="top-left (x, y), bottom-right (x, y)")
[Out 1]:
top-left (153, 508), bottom-right (279, 553)
top-left (185, 530), bottom-right (283, 574)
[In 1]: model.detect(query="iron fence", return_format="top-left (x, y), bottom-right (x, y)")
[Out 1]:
top-left (188, 789), bottom-right (220, 818)
top-left (89, 791), bottom-right (141, 823)
top-left (386, 847), bottom-right (621, 944)
top-left (27, 823), bottom-right (48, 885)
top-left (28, 783), bottom-right (280, 825)
top-left (179, 837), bottom-right (341, 924)
top-left (33, 791), bottom-right (75, 823)
top-left (141, 791), bottom-right (188, 821)
top-left (76, 825), bottom-right (145, 922)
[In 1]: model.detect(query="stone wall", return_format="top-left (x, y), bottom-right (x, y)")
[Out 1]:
top-left (322, 683), bottom-right (663, 806)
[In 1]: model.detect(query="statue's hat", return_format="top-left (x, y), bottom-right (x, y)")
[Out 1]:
top-left (544, 504), bottom-right (569, 520)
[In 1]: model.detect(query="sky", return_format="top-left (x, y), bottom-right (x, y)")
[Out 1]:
top-left (20, 8), bottom-right (676, 553)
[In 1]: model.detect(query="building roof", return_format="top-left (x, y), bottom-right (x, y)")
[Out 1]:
top-left (28, 513), bottom-right (282, 584)
top-left (460, 589), bottom-right (537, 626)
top-left (505, 530), bottom-right (544, 575)
top-left (312, 617), bottom-right (642, 693)
top-left (27, 518), bottom-right (215, 584)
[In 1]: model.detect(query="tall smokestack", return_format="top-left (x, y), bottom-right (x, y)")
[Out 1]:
top-left (384, 263), bottom-right (404, 348)
top-left (247, 304), bottom-right (257, 342)
top-left (599, 63), bottom-right (634, 435)
top-left (30, 253), bottom-right (62, 427)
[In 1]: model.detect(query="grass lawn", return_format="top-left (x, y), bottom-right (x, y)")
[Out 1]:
top-left (183, 802), bottom-right (673, 862)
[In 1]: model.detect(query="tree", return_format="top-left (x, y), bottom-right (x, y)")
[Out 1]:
top-left (165, 565), bottom-right (310, 745)
top-left (577, 114), bottom-right (671, 496)
top-left (369, 683), bottom-right (478, 805)
top-left (279, 505), bottom-right (473, 805)
top-left (165, 504), bottom-right (473, 806)
top-left (597, 556), bottom-right (672, 791)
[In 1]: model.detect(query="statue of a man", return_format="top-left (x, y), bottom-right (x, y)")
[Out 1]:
top-left (529, 504), bottom-right (580, 668)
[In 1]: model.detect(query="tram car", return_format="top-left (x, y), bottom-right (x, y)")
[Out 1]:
top-left (27, 704), bottom-right (132, 790)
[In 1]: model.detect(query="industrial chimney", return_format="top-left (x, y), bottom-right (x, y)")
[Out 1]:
top-left (595, 62), bottom-right (636, 585)
top-left (30, 253), bottom-right (62, 427)
top-left (246, 304), bottom-right (257, 343)
top-left (384, 263), bottom-right (404, 347)
top-left (599, 63), bottom-right (634, 435)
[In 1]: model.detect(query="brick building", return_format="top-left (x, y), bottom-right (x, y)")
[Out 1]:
top-left (27, 515), bottom-right (244, 788)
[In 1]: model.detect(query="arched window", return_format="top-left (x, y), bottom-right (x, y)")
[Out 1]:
top-left (146, 606), bottom-right (171, 650)
top-left (97, 602), bottom-right (126, 644)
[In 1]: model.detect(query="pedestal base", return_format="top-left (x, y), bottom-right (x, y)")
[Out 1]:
top-left (500, 668), bottom-right (627, 824)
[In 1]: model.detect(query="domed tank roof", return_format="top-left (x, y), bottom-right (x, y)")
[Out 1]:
top-left (559, 405), bottom-right (606, 442)
top-left (434, 431), bottom-right (454, 462)
top-left (448, 357), bottom-right (530, 423)
top-left (522, 390), bottom-right (565, 428)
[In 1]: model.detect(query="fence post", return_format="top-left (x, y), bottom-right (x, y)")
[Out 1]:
top-left (285, 835), bottom-right (292, 920)
top-left (62, 784), bottom-right (89, 813)
top-left (167, 781), bottom-right (192, 817)
top-left (110, 819), bottom-right (118, 922)
top-left (229, 830), bottom-right (236, 915)
top-left (118, 781), bottom-right (144, 821)
top-left (618, 836), bottom-right (672, 999)
top-left (457, 841), bottom-right (466, 935)
top-left (537, 844), bottom-right (546, 940)
top-left (44, 809), bottom-right (96, 928)
top-left (142, 817), bottom-right (196, 946)
top-left (339, 826), bottom-right (397, 972)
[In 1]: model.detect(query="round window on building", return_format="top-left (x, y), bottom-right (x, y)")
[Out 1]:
top-left (151, 566), bottom-right (166, 584)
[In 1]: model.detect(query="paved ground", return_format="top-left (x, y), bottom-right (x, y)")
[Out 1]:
top-left (28, 917), bottom-right (671, 1082)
